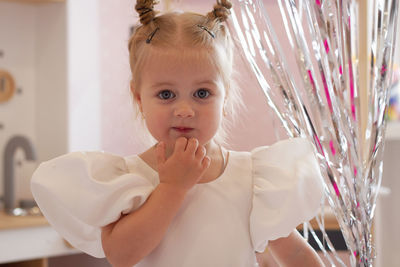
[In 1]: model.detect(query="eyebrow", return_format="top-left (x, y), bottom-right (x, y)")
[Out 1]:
top-left (195, 80), bottom-right (217, 86)
top-left (150, 82), bottom-right (175, 89)
top-left (150, 80), bottom-right (218, 89)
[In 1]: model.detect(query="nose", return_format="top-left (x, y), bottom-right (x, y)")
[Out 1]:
top-left (174, 101), bottom-right (194, 118)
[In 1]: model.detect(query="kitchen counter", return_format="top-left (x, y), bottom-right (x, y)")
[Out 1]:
top-left (0, 211), bottom-right (79, 264)
top-left (0, 211), bottom-right (48, 230)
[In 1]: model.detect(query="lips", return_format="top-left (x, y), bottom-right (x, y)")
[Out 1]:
top-left (172, 127), bottom-right (194, 133)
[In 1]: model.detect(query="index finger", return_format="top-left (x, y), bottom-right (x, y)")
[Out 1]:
top-left (174, 137), bottom-right (188, 152)
top-left (156, 142), bottom-right (166, 166)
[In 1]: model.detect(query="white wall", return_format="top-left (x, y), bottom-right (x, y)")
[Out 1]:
top-left (0, 2), bottom-right (39, 205)
top-left (98, 0), bottom-right (146, 155)
top-left (36, 3), bottom-right (68, 163)
top-left (376, 140), bottom-right (400, 267)
top-left (0, 1), bottom-right (68, 205)
top-left (67, 0), bottom-right (101, 152)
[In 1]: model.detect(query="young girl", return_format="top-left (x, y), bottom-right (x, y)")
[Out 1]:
top-left (31, 0), bottom-right (325, 266)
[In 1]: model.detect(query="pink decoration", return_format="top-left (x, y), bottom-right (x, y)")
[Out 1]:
top-left (330, 140), bottom-right (336, 156)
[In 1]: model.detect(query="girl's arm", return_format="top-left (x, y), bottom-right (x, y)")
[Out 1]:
top-left (267, 230), bottom-right (325, 267)
top-left (101, 183), bottom-right (187, 267)
top-left (101, 138), bottom-right (210, 267)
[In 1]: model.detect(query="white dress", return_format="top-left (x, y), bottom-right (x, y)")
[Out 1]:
top-left (31, 138), bottom-right (324, 267)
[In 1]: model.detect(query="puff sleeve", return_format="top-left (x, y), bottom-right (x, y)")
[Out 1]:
top-left (250, 138), bottom-right (324, 252)
top-left (31, 152), bottom-right (157, 258)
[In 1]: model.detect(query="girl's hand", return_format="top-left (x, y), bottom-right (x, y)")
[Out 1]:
top-left (156, 137), bottom-right (210, 192)
top-left (102, 137), bottom-right (209, 267)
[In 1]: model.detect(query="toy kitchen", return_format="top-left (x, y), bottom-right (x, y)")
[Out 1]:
top-left (0, 0), bottom-right (77, 266)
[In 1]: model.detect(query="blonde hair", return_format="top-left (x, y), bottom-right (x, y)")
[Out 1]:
top-left (128, 0), bottom-right (242, 145)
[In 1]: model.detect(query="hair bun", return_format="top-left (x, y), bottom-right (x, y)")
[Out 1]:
top-left (207, 0), bottom-right (232, 22)
top-left (135, 0), bottom-right (158, 25)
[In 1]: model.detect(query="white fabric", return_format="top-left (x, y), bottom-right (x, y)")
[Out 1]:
top-left (250, 138), bottom-right (325, 252)
top-left (31, 138), bottom-right (324, 267)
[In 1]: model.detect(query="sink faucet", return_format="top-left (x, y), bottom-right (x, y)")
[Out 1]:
top-left (3, 135), bottom-right (37, 214)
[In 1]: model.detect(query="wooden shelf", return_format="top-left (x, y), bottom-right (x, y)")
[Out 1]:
top-left (0, 211), bottom-right (48, 230)
top-left (0, 0), bottom-right (64, 4)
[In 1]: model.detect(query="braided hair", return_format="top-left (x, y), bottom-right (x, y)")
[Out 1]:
top-left (135, 0), bottom-right (157, 25)
top-left (206, 0), bottom-right (232, 22)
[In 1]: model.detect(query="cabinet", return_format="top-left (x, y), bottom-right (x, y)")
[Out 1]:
top-left (0, 0), bottom-right (68, 205)
top-left (0, 0), bottom-right (72, 265)
top-left (0, 259), bottom-right (47, 267)
top-left (0, 212), bottom-right (79, 264)
top-left (0, 225), bottom-right (79, 264)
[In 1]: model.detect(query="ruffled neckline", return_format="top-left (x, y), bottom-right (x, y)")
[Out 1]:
top-left (127, 150), bottom-right (233, 186)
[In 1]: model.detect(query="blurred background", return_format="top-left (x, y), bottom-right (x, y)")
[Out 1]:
top-left (0, 0), bottom-right (399, 266)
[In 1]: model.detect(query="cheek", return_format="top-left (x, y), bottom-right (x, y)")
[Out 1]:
top-left (142, 104), bottom-right (168, 131)
top-left (145, 110), bottom-right (168, 127)
top-left (203, 104), bottom-right (223, 129)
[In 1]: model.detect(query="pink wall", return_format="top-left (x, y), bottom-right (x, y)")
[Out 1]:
top-left (99, 0), bottom-right (301, 156)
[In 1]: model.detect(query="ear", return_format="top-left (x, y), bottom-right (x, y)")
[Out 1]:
top-left (131, 81), bottom-right (143, 113)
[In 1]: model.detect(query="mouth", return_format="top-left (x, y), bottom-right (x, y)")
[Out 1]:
top-left (172, 127), bottom-right (194, 133)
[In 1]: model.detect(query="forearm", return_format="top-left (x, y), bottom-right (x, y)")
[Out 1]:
top-left (268, 230), bottom-right (325, 267)
top-left (101, 183), bottom-right (187, 267)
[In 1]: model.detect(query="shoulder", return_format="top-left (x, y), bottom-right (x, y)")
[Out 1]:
top-left (228, 138), bottom-right (318, 180)
top-left (43, 151), bottom-right (152, 179)
top-left (31, 151), bottom-right (158, 257)
top-left (248, 138), bottom-right (324, 251)
top-left (225, 149), bottom-right (252, 174)
top-left (249, 138), bottom-right (322, 190)
top-left (227, 149), bottom-right (251, 159)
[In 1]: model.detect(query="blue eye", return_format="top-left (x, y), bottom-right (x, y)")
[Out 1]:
top-left (158, 90), bottom-right (175, 100)
top-left (194, 89), bottom-right (210, 99)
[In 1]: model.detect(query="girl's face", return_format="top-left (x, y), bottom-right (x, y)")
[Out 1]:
top-left (133, 48), bottom-right (226, 152)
